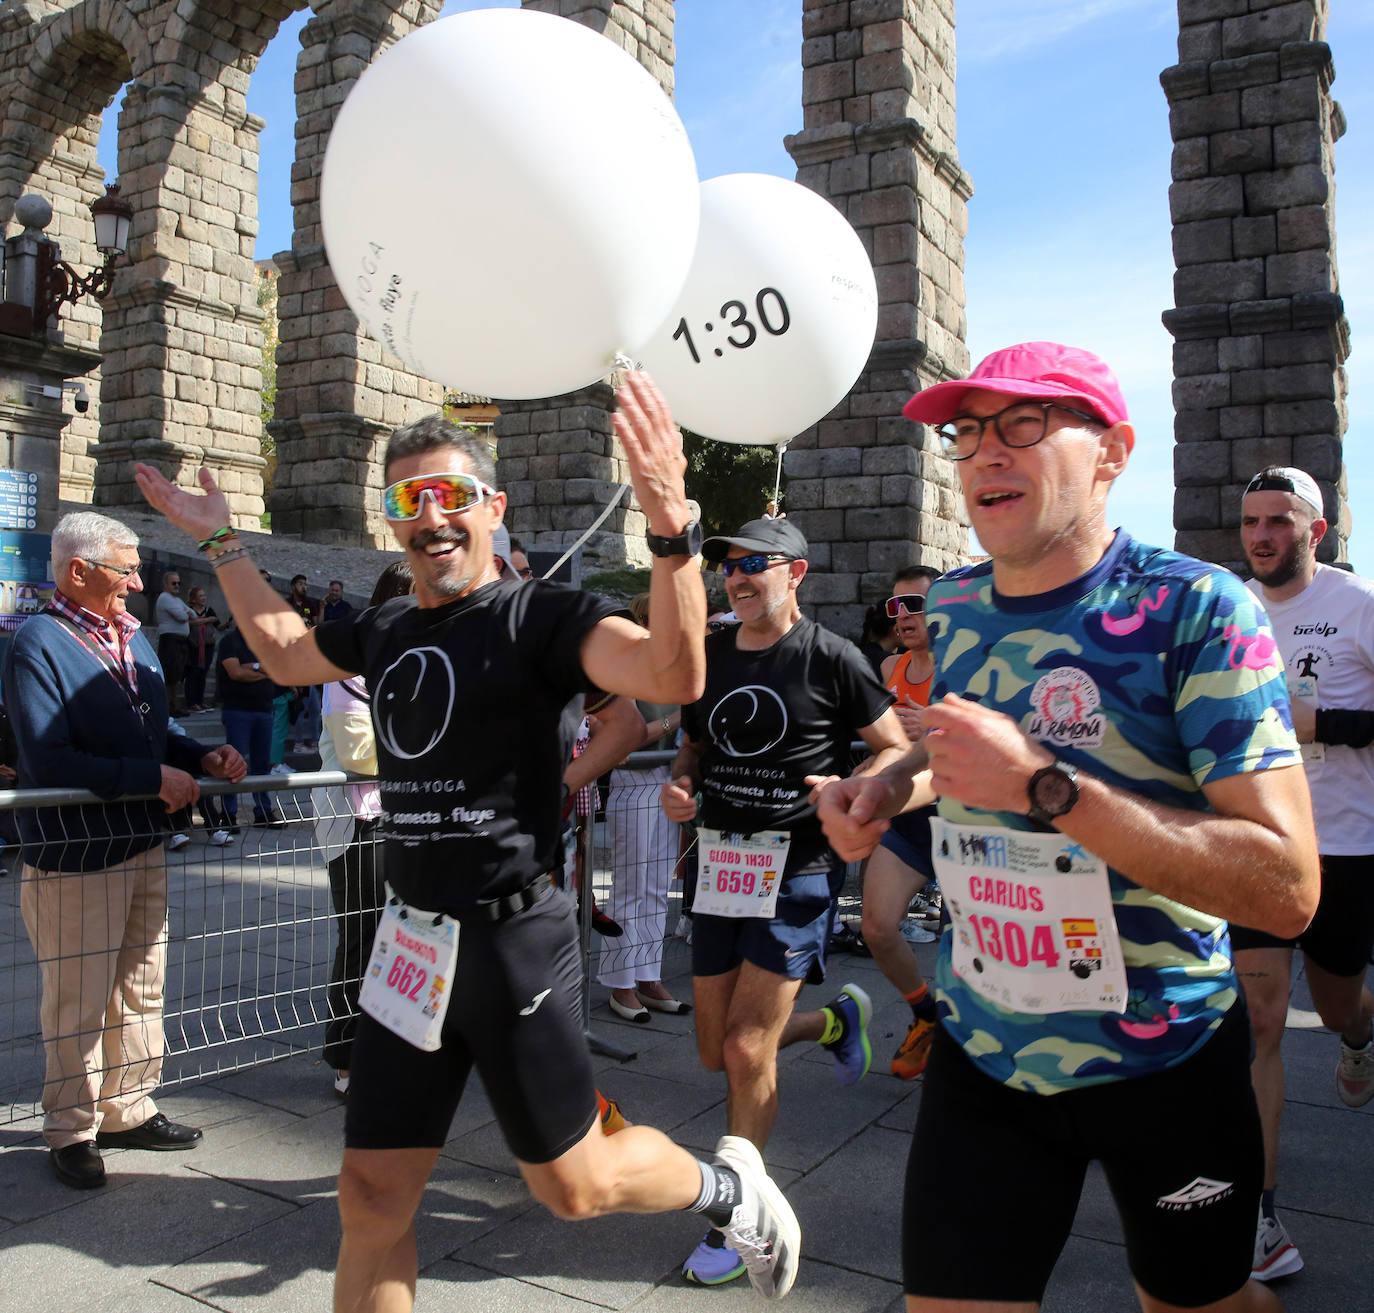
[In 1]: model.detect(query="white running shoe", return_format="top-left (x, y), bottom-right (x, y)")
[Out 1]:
top-left (209, 829), bottom-right (233, 847)
top-left (269, 763), bottom-right (292, 776)
top-left (712, 1135), bottom-right (800, 1300)
top-left (1336, 1035), bottom-right (1374, 1107)
top-left (1252, 1211), bottom-right (1303, 1282)
top-left (167, 833), bottom-right (190, 852)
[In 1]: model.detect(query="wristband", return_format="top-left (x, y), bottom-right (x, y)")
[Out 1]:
top-left (197, 526), bottom-right (236, 552)
top-left (209, 547), bottom-right (249, 569)
top-left (203, 536), bottom-right (244, 564)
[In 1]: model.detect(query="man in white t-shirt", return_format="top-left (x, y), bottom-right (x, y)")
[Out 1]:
top-left (154, 570), bottom-right (197, 715)
top-left (1236, 466), bottom-right (1374, 1283)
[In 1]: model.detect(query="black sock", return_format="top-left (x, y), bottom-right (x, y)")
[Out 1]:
top-left (688, 1159), bottom-right (742, 1228)
top-left (1261, 1188), bottom-right (1276, 1221)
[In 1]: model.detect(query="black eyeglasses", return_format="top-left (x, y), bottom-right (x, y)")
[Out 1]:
top-left (720, 554), bottom-right (790, 578)
top-left (884, 594), bottom-right (926, 618)
top-left (935, 401), bottom-right (1104, 461)
top-left (83, 558), bottom-right (143, 580)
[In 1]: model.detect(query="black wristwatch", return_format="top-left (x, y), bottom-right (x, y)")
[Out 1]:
top-left (646, 520), bottom-right (703, 558)
top-left (1027, 760), bottom-right (1079, 826)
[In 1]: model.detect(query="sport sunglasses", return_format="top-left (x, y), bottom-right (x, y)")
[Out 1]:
top-left (383, 472), bottom-right (496, 521)
top-left (885, 593), bottom-right (926, 618)
top-left (720, 553), bottom-right (791, 578)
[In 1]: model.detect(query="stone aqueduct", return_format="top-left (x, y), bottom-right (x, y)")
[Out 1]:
top-left (0, 0), bottom-right (1350, 631)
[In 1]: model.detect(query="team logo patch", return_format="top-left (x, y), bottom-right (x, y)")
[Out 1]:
top-left (708, 685), bottom-right (789, 758)
top-left (1026, 667), bottom-right (1105, 749)
top-left (374, 646), bottom-right (456, 760)
top-left (1155, 1176), bottom-right (1234, 1211)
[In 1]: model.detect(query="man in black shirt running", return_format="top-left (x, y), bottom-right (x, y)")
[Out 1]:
top-left (133, 373), bottom-right (800, 1308)
top-left (663, 516), bottom-right (907, 1286)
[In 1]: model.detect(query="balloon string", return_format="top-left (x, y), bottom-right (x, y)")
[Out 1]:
top-left (542, 482), bottom-right (630, 579)
top-left (772, 441), bottom-right (788, 511)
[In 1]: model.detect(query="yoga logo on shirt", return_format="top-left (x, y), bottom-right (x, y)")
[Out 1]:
top-left (708, 685), bottom-right (789, 757)
top-left (374, 646), bottom-right (456, 760)
top-left (1026, 667), bottom-right (1105, 749)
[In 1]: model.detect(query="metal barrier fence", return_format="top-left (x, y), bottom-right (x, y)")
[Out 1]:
top-left (1, 744), bottom-right (874, 1128)
top-left (0, 759), bottom-right (700, 1127)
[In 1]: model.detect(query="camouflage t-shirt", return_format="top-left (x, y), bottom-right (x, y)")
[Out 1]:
top-left (926, 532), bottom-right (1298, 1093)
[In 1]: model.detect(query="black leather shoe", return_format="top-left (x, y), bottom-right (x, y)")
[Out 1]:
top-left (96, 1113), bottom-right (203, 1151)
top-left (51, 1141), bottom-right (106, 1189)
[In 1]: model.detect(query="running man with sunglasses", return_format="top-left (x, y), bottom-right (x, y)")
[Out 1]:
top-left (816, 342), bottom-right (1319, 1313)
top-left (132, 373), bottom-right (801, 1309)
top-left (863, 566), bottom-right (944, 1080)
top-left (660, 515), bottom-right (908, 1287)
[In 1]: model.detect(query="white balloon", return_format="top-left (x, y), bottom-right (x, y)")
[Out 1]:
top-left (322, 8), bottom-right (699, 400)
top-left (633, 173), bottom-right (878, 445)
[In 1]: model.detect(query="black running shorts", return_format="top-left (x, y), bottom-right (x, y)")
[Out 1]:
top-left (345, 886), bottom-right (598, 1164)
top-left (1229, 853), bottom-right (1374, 976)
top-left (903, 1003), bottom-right (1261, 1307)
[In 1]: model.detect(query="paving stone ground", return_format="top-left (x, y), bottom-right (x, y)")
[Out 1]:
top-left (1, 736), bottom-right (1370, 1311)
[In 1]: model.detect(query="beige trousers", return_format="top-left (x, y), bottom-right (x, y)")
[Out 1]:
top-left (20, 846), bottom-right (168, 1149)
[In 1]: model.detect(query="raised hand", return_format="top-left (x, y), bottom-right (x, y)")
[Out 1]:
top-left (134, 464), bottom-right (234, 544)
top-left (613, 370), bottom-right (691, 537)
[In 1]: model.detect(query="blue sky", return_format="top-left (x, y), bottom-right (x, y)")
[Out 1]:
top-left (97, 1), bottom-right (1374, 570)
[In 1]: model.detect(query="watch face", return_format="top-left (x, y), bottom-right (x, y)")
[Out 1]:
top-left (1034, 769), bottom-right (1075, 814)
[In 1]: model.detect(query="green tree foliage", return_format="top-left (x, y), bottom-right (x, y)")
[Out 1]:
top-left (682, 429), bottom-right (785, 535)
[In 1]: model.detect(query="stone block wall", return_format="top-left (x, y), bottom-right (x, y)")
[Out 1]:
top-left (269, 1), bottom-right (444, 546)
top-left (494, 0), bottom-right (676, 568)
top-left (782, 0), bottom-right (970, 636)
top-left (94, 82), bottom-right (269, 522)
top-left (1163, 0), bottom-right (1349, 569)
top-left (0, 1), bottom-right (131, 504)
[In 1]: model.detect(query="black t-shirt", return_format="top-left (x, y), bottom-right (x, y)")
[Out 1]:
top-left (313, 578), bottom-right (620, 910)
top-left (217, 629), bottom-right (279, 712)
top-left (681, 617), bottom-right (893, 872)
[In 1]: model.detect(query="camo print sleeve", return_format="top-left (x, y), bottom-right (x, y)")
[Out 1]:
top-left (924, 533), bottom-right (1300, 1094)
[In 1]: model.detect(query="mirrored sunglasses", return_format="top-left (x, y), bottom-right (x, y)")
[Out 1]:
top-left (383, 472), bottom-right (495, 521)
top-left (720, 553), bottom-right (790, 578)
top-left (884, 593), bottom-right (926, 618)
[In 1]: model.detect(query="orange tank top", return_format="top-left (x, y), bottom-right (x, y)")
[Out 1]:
top-left (887, 650), bottom-right (932, 708)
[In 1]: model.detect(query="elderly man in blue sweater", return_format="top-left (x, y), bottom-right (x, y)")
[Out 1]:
top-left (4, 511), bottom-right (245, 1189)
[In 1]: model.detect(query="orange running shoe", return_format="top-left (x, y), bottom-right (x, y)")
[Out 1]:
top-left (891, 1014), bottom-right (936, 1080)
top-left (597, 1090), bottom-right (629, 1135)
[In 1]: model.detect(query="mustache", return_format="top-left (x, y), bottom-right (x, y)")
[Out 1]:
top-left (411, 526), bottom-right (468, 551)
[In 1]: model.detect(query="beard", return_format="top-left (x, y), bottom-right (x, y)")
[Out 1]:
top-left (412, 527), bottom-right (477, 597)
top-left (1251, 537), bottom-right (1306, 589)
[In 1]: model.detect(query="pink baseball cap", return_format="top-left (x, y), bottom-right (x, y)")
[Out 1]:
top-left (903, 342), bottom-right (1129, 428)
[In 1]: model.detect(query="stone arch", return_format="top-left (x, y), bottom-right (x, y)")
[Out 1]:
top-left (87, 0), bottom-right (303, 522)
top-left (268, 0), bottom-right (445, 546)
top-left (0, 0), bottom-right (134, 499)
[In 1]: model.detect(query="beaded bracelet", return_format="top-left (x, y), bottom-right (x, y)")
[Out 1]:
top-left (197, 526), bottom-right (236, 553)
top-left (208, 547), bottom-right (249, 570)
top-left (202, 535), bottom-right (243, 565)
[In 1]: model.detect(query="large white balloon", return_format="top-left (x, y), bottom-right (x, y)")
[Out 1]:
top-left (322, 8), bottom-right (699, 400)
top-left (633, 173), bottom-right (878, 445)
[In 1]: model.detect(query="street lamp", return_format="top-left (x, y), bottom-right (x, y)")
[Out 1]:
top-left (33, 184), bottom-right (134, 331)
